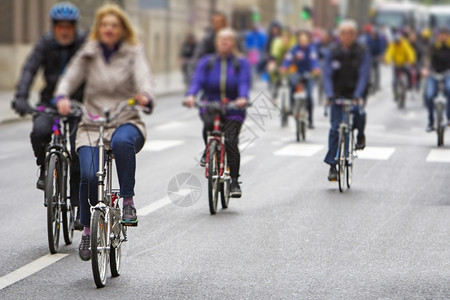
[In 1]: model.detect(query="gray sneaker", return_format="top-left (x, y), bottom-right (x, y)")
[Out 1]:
top-left (122, 204), bottom-right (138, 226)
top-left (78, 234), bottom-right (91, 261)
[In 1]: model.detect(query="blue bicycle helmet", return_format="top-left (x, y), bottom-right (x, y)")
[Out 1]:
top-left (49, 2), bottom-right (80, 22)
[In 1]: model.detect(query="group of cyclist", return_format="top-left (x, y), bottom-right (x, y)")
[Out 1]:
top-left (11, 1), bottom-right (450, 261)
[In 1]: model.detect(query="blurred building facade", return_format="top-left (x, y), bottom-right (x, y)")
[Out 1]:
top-left (0, 0), bottom-right (347, 91)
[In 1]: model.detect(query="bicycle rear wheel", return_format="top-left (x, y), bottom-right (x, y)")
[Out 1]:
top-left (91, 210), bottom-right (108, 288)
top-left (338, 131), bottom-right (346, 193)
top-left (208, 140), bottom-right (220, 215)
top-left (62, 162), bottom-right (74, 245)
top-left (45, 154), bottom-right (61, 254)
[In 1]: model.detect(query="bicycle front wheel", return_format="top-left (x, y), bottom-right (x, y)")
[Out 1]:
top-left (110, 211), bottom-right (124, 277)
top-left (338, 131), bottom-right (346, 193)
top-left (436, 103), bottom-right (445, 147)
top-left (46, 154), bottom-right (61, 254)
top-left (347, 132), bottom-right (354, 189)
top-left (62, 162), bottom-right (74, 245)
top-left (91, 210), bottom-right (108, 288)
top-left (208, 140), bottom-right (220, 215)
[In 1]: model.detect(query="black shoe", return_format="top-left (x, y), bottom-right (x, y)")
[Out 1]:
top-left (230, 179), bottom-right (242, 198)
top-left (328, 165), bottom-right (338, 182)
top-left (74, 207), bottom-right (83, 231)
top-left (426, 124), bottom-right (435, 132)
top-left (200, 151), bottom-right (206, 167)
top-left (356, 135), bottom-right (366, 150)
top-left (78, 234), bottom-right (91, 261)
top-left (36, 166), bottom-right (45, 191)
top-left (122, 204), bottom-right (138, 226)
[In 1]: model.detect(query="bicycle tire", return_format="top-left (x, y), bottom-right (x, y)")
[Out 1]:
top-left (296, 119), bottom-right (301, 142)
top-left (62, 161), bottom-right (74, 245)
top-left (110, 210), bottom-right (123, 277)
top-left (46, 154), bottom-right (61, 254)
top-left (220, 178), bottom-right (230, 209)
top-left (91, 210), bottom-right (108, 288)
top-left (437, 103), bottom-right (444, 147)
top-left (338, 131), bottom-right (346, 193)
top-left (208, 140), bottom-right (220, 215)
top-left (301, 121), bottom-right (306, 141)
top-left (281, 90), bottom-right (289, 127)
top-left (347, 131), bottom-right (354, 189)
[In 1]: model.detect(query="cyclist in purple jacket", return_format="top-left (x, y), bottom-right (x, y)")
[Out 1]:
top-left (184, 28), bottom-right (251, 198)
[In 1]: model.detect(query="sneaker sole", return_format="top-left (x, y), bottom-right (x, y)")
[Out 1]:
top-left (121, 219), bottom-right (138, 227)
top-left (230, 192), bottom-right (242, 198)
top-left (78, 253), bottom-right (91, 261)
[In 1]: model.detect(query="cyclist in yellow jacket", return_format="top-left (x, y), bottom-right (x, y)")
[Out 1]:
top-left (384, 33), bottom-right (416, 100)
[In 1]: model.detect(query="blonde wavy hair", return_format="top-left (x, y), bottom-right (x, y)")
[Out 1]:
top-left (89, 3), bottom-right (138, 45)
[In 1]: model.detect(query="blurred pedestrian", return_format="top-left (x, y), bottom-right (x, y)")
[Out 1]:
top-left (189, 11), bottom-right (228, 77)
top-left (245, 24), bottom-right (267, 77)
top-left (179, 33), bottom-right (197, 89)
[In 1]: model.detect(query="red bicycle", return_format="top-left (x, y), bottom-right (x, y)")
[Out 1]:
top-left (188, 101), bottom-right (248, 214)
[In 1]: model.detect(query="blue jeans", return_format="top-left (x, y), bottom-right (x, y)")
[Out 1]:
top-left (289, 73), bottom-right (315, 125)
top-left (324, 101), bottom-right (366, 166)
top-left (424, 75), bottom-right (450, 125)
top-left (78, 124), bottom-right (144, 227)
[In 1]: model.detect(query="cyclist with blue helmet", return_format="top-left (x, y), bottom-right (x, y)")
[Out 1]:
top-left (12, 2), bottom-right (86, 229)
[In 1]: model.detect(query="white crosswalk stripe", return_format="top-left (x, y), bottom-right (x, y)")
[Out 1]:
top-left (357, 146), bottom-right (396, 160)
top-left (143, 140), bottom-right (184, 152)
top-left (274, 144), bottom-right (324, 157)
top-left (426, 149), bottom-right (450, 163)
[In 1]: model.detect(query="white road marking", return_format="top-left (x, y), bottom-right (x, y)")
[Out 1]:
top-left (143, 140), bottom-right (184, 152)
top-left (274, 144), bottom-right (324, 157)
top-left (137, 196), bottom-right (172, 216)
top-left (154, 121), bottom-right (185, 131)
top-left (241, 155), bottom-right (255, 166)
top-left (426, 149), bottom-right (450, 163)
top-left (0, 254), bottom-right (68, 291)
top-left (357, 147), bottom-right (396, 160)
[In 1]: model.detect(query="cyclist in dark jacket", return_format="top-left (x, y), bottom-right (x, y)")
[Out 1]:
top-left (423, 27), bottom-right (450, 132)
top-left (323, 20), bottom-right (371, 181)
top-left (12, 3), bottom-right (85, 226)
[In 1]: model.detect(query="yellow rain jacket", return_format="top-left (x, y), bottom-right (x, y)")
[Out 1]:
top-left (384, 38), bottom-right (416, 66)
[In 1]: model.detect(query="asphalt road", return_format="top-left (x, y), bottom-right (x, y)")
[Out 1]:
top-left (1, 66), bottom-right (450, 299)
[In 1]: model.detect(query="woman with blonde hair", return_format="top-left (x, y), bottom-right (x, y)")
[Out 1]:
top-left (55, 3), bottom-right (154, 261)
top-left (184, 28), bottom-right (251, 198)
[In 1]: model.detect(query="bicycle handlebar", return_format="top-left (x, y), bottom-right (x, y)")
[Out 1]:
top-left (30, 104), bottom-right (82, 119)
top-left (183, 101), bottom-right (251, 111)
top-left (78, 98), bottom-right (150, 124)
top-left (429, 71), bottom-right (450, 81)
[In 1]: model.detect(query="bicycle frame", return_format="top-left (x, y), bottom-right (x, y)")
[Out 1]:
top-left (205, 114), bottom-right (227, 180)
top-left (334, 99), bottom-right (355, 161)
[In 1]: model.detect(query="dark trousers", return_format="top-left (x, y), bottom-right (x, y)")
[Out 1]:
top-left (30, 113), bottom-right (80, 206)
top-left (78, 124), bottom-right (144, 227)
top-left (202, 114), bottom-right (242, 179)
top-left (324, 101), bottom-right (366, 166)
